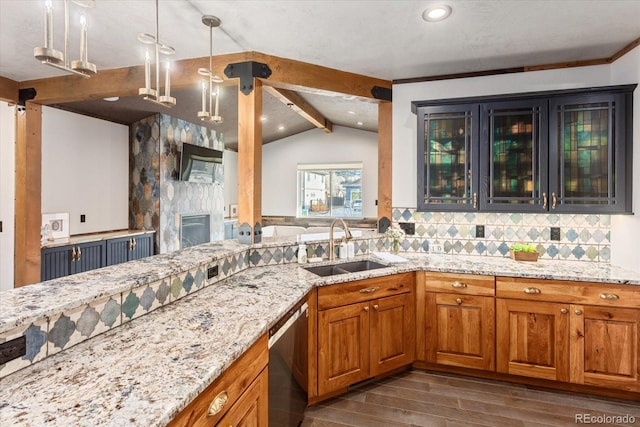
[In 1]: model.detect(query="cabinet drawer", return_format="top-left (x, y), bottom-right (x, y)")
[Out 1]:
top-left (168, 334), bottom-right (268, 427)
top-left (422, 272), bottom-right (495, 296)
top-left (318, 273), bottom-right (414, 310)
top-left (497, 277), bottom-right (640, 308)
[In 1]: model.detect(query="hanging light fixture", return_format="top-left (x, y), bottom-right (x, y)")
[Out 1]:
top-left (34, 0), bottom-right (97, 78)
top-left (197, 15), bottom-right (223, 124)
top-left (137, 0), bottom-right (176, 107)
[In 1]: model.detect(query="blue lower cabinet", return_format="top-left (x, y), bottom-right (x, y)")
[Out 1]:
top-left (41, 241), bottom-right (106, 281)
top-left (41, 233), bottom-right (155, 281)
top-left (106, 234), bottom-right (154, 267)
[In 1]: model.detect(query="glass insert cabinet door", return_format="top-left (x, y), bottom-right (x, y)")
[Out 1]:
top-left (417, 103), bottom-right (479, 211)
top-left (480, 99), bottom-right (548, 212)
top-left (549, 92), bottom-right (631, 213)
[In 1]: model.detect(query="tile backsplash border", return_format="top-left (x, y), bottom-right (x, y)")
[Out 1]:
top-left (391, 208), bottom-right (611, 263)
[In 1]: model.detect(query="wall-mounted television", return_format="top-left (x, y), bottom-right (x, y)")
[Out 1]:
top-left (179, 143), bottom-right (223, 184)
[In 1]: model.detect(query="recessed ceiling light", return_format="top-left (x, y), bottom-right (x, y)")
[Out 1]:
top-left (422, 5), bottom-right (452, 22)
top-left (103, 97), bottom-right (119, 102)
top-left (278, 125), bottom-right (285, 131)
top-left (356, 121), bottom-right (364, 126)
top-left (261, 116), bottom-right (267, 121)
top-left (347, 111), bottom-right (356, 115)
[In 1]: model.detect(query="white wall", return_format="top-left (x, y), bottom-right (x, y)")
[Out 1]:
top-left (223, 149), bottom-right (238, 218)
top-left (262, 126), bottom-right (378, 217)
top-left (392, 46), bottom-right (640, 270)
top-left (0, 102), bottom-right (15, 291)
top-left (42, 107), bottom-right (128, 235)
top-left (610, 46), bottom-right (640, 270)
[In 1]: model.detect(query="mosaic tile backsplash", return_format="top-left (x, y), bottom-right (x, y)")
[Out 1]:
top-left (391, 208), bottom-right (611, 263)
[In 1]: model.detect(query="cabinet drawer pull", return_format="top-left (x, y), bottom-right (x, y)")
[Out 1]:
top-left (451, 281), bottom-right (468, 289)
top-left (551, 192), bottom-right (557, 209)
top-left (76, 247), bottom-right (81, 260)
top-left (207, 390), bottom-right (229, 417)
top-left (473, 192), bottom-right (478, 209)
top-left (455, 298), bottom-right (462, 305)
top-left (523, 287), bottom-right (541, 294)
top-left (359, 287), bottom-right (379, 294)
top-left (542, 192), bottom-right (547, 209)
top-left (132, 238), bottom-right (137, 250)
top-left (599, 293), bottom-right (619, 300)
top-left (71, 247), bottom-right (77, 261)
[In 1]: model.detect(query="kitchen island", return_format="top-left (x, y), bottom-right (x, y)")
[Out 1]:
top-left (1, 236), bottom-right (638, 426)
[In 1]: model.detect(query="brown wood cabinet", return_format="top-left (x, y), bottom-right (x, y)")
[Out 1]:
top-left (316, 273), bottom-right (415, 397)
top-left (496, 277), bottom-right (640, 392)
top-left (419, 272), bottom-right (495, 371)
top-left (168, 334), bottom-right (269, 427)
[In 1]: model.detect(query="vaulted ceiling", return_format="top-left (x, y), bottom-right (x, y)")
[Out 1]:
top-left (1, 0), bottom-right (639, 149)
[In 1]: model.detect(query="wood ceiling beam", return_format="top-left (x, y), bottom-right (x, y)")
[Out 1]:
top-left (264, 86), bottom-right (333, 133)
top-left (0, 76), bottom-right (19, 104)
top-left (19, 51), bottom-right (391, 105)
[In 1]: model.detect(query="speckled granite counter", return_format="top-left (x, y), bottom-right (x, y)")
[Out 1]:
top-left (1, 238), bottom-right (639, 426)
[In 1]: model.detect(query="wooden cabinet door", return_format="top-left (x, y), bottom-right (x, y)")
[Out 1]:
top-left (317, 302), bottom-right (370, 395)
top-left (570, 305), bottom-right (640, 392)
top-left (496, 298), bottom-right (570, 382)
top-left (426, 292), bottom-right (495, 371)
top-left (370, 293), bottom-right (415, 376)
top-left (218, 368), bottom-right (269, 427)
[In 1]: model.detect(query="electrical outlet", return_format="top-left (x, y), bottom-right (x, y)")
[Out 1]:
top-left (207, 265), bottom-right (219, 279)
top-left (80, 214), bottom-right (86, 223)
top-left (550, 227), bottom-right (561, 241)
top-left (475, 225), bottom-right (485, 238)
top-left (398, 222), bottom-right (415, 235)
top-left (430, 243), bottom-right (443, 254)
top-left (0, 336), bottom-right (26, 365)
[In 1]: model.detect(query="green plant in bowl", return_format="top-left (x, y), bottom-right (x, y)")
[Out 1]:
top-left (509, 243), bottom-right (537, 253)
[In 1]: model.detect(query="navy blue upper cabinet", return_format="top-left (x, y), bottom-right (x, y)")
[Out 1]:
top-left (412, 85), bottom-right (635, 214)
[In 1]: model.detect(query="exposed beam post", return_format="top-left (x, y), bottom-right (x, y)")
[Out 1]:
top-left (15, 101), bottom-right (42, 286)
top-left (377, 101), bottom-right (392, 232)
top-left (236, 79), bottom-right (263, 244)
top-left (0, 76), bottom-right (19, 104)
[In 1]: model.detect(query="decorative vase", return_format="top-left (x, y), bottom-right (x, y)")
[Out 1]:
top-left (392, 239), bottom-right (399, 254)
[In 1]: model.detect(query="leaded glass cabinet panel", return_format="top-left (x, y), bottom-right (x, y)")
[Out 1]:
top-left (480, 99), bottom-right (548, 212)
top-left (416, 104), bottom-right (479, 211)
top-left (549, 91), bottom-right (632, 213)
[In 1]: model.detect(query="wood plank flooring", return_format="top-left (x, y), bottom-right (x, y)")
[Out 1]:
top-left (301, 370), bottom-right (640, 427)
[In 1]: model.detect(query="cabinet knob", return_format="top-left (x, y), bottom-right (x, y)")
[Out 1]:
top-left (542, 192), bottom-right (547, 209)
top-left (363, 306), bottom-right (369, 312)
top-left (523, 287), bottom-right (541, 294)
top-left (574, 309), bottom-right (583, 316)
top-left (456, 298), bottom-right (462, 305)
top-left (451, 281), bottom-right (468, 289)
top-left (560, 308), bottom-right (568, 314)
top-left (207, 390), bottom-right (229, 416)
top-left (373, 304), bottom-right (379, 311)
top-left (599, 293), bottom-right (619, 300)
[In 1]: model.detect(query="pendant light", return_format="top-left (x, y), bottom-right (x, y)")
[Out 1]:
top-left (34, 0), bottom-right (97, 78)
top-left (138, 0), bottom-right (176, 107)
top-left (197, 15), bottom-right (223, 124)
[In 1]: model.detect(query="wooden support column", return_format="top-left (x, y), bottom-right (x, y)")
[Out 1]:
top-left (237, 79), bottom-right (263, 244)
top-left (15, 101), bottom-right (42, 286)
top-left (377, 101), bottom-right (392, 232)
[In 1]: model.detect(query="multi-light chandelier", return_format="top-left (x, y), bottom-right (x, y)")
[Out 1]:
top-left (138, 0), bottom-right (175, 107)
top-left (197, 15), bottom-right (223, 124)
top-left (34, 0), bottom-right (97, 78)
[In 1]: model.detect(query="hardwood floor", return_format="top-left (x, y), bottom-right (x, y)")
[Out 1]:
top-left (301, 370), bottom-right (640, 427)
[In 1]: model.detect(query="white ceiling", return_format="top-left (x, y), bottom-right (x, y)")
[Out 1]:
top-left (1, 0), bottom-right (639, 146)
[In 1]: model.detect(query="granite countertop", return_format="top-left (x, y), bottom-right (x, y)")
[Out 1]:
top-left (1, 246), bottom-right (639, 426)
top-left (41, 229), bottom-right (156, 249)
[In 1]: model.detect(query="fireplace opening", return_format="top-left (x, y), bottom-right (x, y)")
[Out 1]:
top-left (181, 214), bottom-right (211, 249)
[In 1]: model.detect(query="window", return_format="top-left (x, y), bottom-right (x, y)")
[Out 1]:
top-left (297, 163), bottom-right (363, 218)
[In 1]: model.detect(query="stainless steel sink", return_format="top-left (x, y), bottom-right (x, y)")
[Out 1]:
top-left (303, 260), bottom-right (387, 277)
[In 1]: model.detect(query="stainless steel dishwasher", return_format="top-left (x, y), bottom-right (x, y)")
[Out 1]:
top-left (268, 296), bottom-right (309, 427)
